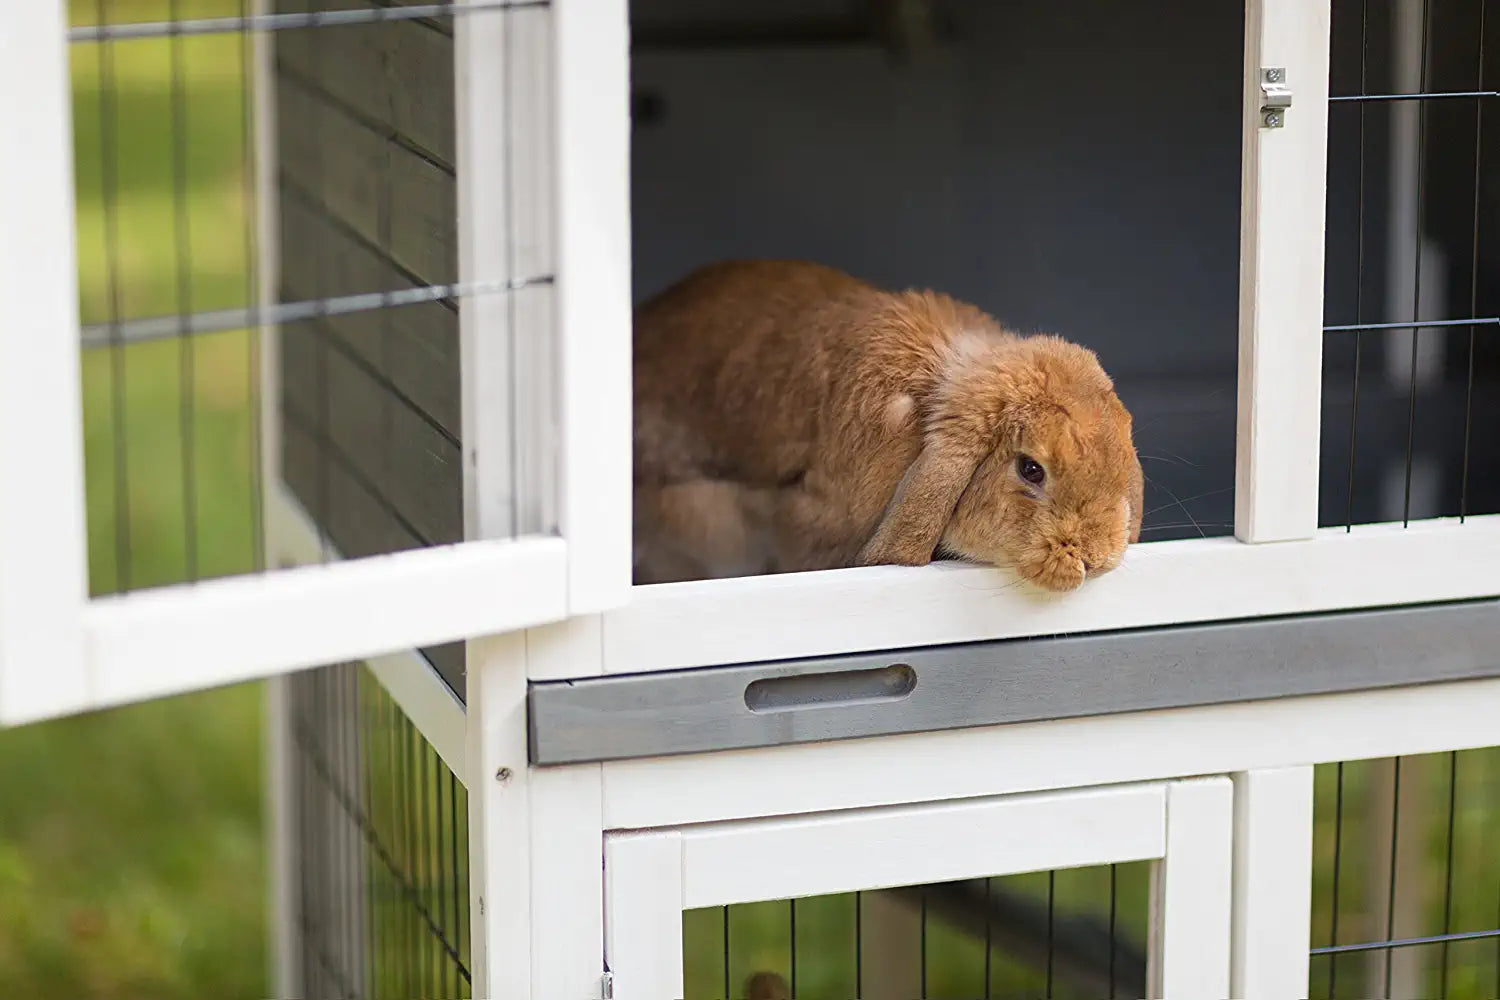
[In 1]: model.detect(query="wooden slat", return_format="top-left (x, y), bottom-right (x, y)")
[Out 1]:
top-left (279, 321), bottom-right (462, 550)
top-left (280, 194), bottom-right (461, 439)
top-left (322, 335), bottom-right (463, 545)
top-left (277, 73), bottom-right (457, 283)
top-left (277, 14), bottom-right (456, 168)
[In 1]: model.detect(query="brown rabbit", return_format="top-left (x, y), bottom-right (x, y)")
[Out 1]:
top-left (633, 260), bottom-right (1143, 592)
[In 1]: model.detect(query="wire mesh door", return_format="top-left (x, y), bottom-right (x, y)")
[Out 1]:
top-left (0, 0), bottom-right (630, 726)
top-left (605, 780), bottom-right (1234, 1000)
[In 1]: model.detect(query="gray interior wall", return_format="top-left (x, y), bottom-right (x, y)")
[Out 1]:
top-left (629, 0), bottom-right (1246, 382)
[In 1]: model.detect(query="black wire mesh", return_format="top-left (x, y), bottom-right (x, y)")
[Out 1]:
top-left (289, 661), bottom-right (472, 1000)
top-left (1310, 750), bottom-right (1500, 1000)
top-left (1322, 0), bottom-right (1500, 528)
top-left (684, 863), bottom-right (1152, 1000)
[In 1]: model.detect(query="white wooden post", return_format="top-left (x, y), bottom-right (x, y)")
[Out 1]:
top-left (1154, 777), bottom-right (1235, 999)
top-left (1231, 766), bottom-right (1314, 1000)
top-left (605, 831), bottom-right (687, 1000)
top-left (554, 0), bottom-right (633, 612)
top-left (527, 617), bottom-right (608, 1000)
top-left (465, 631), bottom-right (533, 996)
top-left (0, 0), bottom-right (90, 725)
top-left (1235, 0), bottom-right (1332, 543)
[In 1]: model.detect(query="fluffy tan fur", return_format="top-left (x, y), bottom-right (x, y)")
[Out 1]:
top-left (633, 260), bottom-right (1144, 592)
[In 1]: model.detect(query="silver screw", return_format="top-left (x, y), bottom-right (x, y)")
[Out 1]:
top-left (1266, 68), bottom-right (1284, 82)
top-left (496, 767), bottom-right (513, 783)
top-left (1265, 111), bottom-right (1283, 127)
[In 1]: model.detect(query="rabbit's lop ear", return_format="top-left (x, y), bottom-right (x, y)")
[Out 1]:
top-left (857, 438), bottom-right (985, 567)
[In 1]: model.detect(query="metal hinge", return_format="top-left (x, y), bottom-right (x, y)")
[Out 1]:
top-left (1260, 67), bottom-right (1292, 128)
top-left (600, 970), bottom-right (615, 999)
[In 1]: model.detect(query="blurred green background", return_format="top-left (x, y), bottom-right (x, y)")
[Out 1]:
top-left (5, 2), bottom-right (1500, 999)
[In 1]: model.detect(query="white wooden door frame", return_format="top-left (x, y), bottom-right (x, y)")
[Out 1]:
top-left (604, 778), bottom-right (1234, 1000)
top-left (0, 0), bottom-right (633, 727)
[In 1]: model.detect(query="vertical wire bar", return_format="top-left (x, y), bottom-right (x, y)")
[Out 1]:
top-left (167, 0), bottom-right (199, 581)
top-left (363, 674), bottom-right (379, 997)
top-left (339, 671), bottom-right (351, 996)
top-left (503, 4), bottom-right (521, 538)
top-left (419, 736), bottom-right (434, 994)
top-left (1108, 865), bottom-right (1118, 1000)
top-left (292, 678), bottom-right (307, 995)
top-left (240, 0), bottom-right (264, 572)
top-left (1401, 0), bottom-right (1436, 527)
top-left (449, 771), bottom-right (462, 992)
top-left (723, 905), bottom-right (731, 1000)
top-left (402, 713), bottom-right (418, 996)
top-left (1329, 762), bottom-right (1347, 998)
top-left (436, 749), bottom-right (450, 995)
top-left (376, 4), bottom-right (399, 557)
top-left (920, 888), bottom-right (928, 1000)
top-left (390, 695), bottom-right (408, 997)
top-left (1346, 0), bottom-right (1372, 531)
top-left (1440, 752), bottom-right (1459, 998)
top-left (854, 892), bottom-right (862, 1000)
top-left (985, 878), bottom-right (994, 1000)
top-left (374, 686), bottom-right (389, 999)
top-left (1045, 871), bottom-right (1056, 999)
top-left (305, 28), bottom-right (333, 562)
top-left (789, 899), bottom-right (797, 998)
top-left (1384, 759), bottom-right (1404, 997)
top-left (306, 673), bottom-right (322, 999)
top-left (346, 667), bottom-right (361, 995)
top-left (378, 683), bottom-right (396, 995)
top-left (96, 0), bottom-right (133, 593)
top-left (1460, 0), bottom-right (1487, 521)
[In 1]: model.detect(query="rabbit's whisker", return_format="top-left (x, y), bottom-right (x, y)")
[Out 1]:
top-left (1141, 485), bottom-right (1234, 519)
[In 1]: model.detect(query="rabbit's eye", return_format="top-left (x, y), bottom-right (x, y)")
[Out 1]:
top-left (1017, 455), bottom-right (1046, 486)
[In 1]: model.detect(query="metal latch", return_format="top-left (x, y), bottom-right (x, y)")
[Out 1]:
top-left (600, 970), bottom-right (614, 999)
top-left (1260, 67), bottom-right (1292, 128)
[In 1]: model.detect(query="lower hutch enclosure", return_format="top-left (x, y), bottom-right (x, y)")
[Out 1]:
top-left (0, 0), bottom-right (1497, 997)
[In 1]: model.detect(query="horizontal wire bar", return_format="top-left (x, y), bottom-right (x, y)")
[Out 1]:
top-left (1312, 927), bottom-right (1500, 956)
top-left (1331, 90), bottom-right (1500, 102)
top-left (80, 275), bottom-right (551, 348)
top-left (67, 0), bottom-right (545, 43)
top-left (1324, 316), bottom-right (1500, 333)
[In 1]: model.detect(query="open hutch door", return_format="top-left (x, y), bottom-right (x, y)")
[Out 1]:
top-left (0, 0), bottom-right (630, 726)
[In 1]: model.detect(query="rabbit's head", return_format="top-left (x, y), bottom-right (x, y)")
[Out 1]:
top-left (861, 332), bottom-right (1143, 592)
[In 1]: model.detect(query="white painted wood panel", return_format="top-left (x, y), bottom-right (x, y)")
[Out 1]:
top-left (554, 0), bottom-right (633, 613)
top-left (0, 0), bottom-right (90, 726)
top-left (1157, 777), bottom-right (1234, 998)
top-left (1235, 0), bottom-right (1332, 542)
top-left (604, 831), bottom-right (686, 1000)
top-left (677, 784), bottom-right (1167, 908)
top-left (606, 517), bottom-right (1500, 674)
top-left (1231, 766), bottom-right (1314, 1000)
top-left (83, 523), bottom-right (566, 712)
top-left (601, 675), bottom-right (1500, 830)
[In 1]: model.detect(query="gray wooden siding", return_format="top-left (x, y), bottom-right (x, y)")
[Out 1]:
top-left (274, 6), bottom-right (465, 694)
